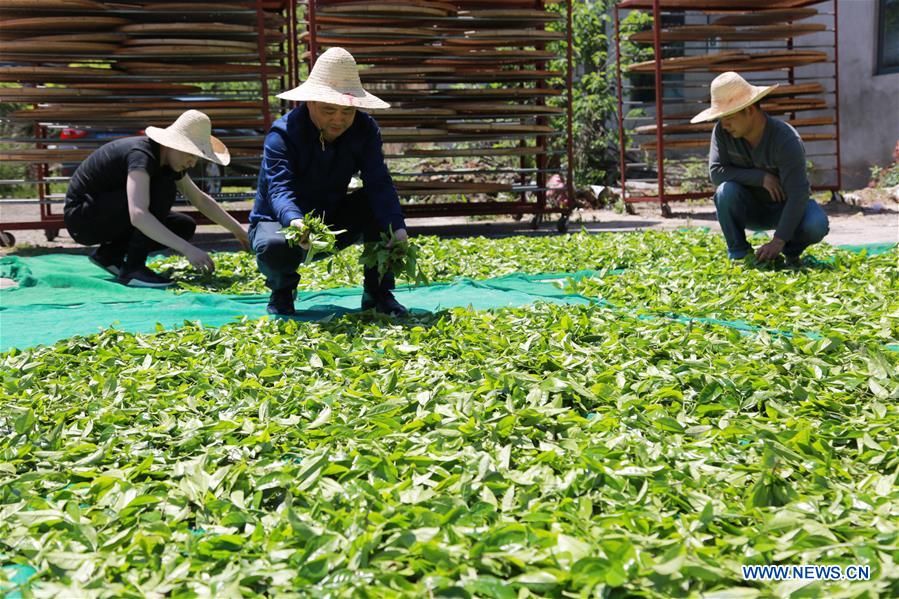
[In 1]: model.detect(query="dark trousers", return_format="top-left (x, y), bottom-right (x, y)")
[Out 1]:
top-left (64, 179), bottom-right (196, 269)
top-left (713, 181), bottom-right (829, 259)
top-left (249, 189), bottom-right (395, 293)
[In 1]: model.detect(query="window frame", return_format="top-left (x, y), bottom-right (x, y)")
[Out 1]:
top-left (876, 0), bottom-right (899, 75)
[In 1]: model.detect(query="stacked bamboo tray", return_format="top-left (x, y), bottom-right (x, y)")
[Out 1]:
top-left (0, 0), bottom-right (289, 166)
top-left (305, 0), bottom-right (571, 201)
top-left (620, 3), bottom-right (838, 156)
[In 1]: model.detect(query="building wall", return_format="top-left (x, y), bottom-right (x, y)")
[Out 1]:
top-left (837, 0), bottom-right (899, 189)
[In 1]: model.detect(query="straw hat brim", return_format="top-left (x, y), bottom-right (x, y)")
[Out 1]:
top-left (690, 83), bottom-right (778, 124)
top-left (277, 81), bottom-right (390, 110)
top-left (145, 127), bottom-right (230, 165)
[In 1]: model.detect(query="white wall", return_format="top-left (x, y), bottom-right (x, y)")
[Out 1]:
top-left (836, 0), bottom-right (899, 188)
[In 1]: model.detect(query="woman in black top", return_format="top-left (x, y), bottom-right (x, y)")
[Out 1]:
top-left (64, 110), bottom-right (250, 287)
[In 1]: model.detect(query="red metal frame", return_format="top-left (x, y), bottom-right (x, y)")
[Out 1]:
top-left (0, 1), bottom-right (290, 238)
top-left (615, 4), bottom-right (628, 202)
top-left (565, 0), bottom-right (575, 208)
top-left (651, 0), bottom-right (665, 213)
top-left (832, 0), bottom-right (842, 190)
top-left (255, 0), bottom-right (273, 131)
top-left (534, 0), bottom-right (548, 214)
top-left (0, 2), bottom-right (579, 235)
top-left (287, 0), bottom-right (298, 90)
top-left (614, 0), bottom-right (843, 211)
top-left (299, 0), bottom-right (575, 221)
top-left (306, 0), bottom-right (319, 69)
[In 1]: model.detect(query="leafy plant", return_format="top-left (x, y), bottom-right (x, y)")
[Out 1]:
top-left (665, 157), bottom-right (711, 194)
top-left (151, 229), bottom-right (898, 345)
top-left (869, 162), bottom-right (899, 188)
top-left (281, 213), bottom-right (346, 264)
top-left (544, 1), bottom-right (626, 187)
top-left (359, 229), bottom-right (428, 286)
top-left (5, 230), bottom-right (899, 595)
top-left (0, 94), bottom-right (35, 200)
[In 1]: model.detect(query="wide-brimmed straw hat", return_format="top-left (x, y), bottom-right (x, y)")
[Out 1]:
top-left (145, 109), bottom-right (230, 166)
top-left (690, 72), bottom-right (778, 124)
top-left (277, 47), bottom-right (389, 110)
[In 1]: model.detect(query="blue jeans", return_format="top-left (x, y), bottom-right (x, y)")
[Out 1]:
top-left (249, 189), bottom-right (396, 293)
top-left (713, 182), bottom-right (829, 259)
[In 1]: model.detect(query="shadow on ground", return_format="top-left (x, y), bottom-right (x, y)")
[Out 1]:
top-left (407, 218), bottom-right (664, 238)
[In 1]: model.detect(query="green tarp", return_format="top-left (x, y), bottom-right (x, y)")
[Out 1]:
top-left (830, 242), bottom-right (895, 256)
top-left (0, 254), bottom-right (597, 351)
top-left (1, 241), bottom-right (895, 352)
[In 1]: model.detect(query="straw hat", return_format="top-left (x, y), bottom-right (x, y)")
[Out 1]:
top-left (690, 72), bottom-right (778, 124)
top-left (277, 47), bottom-right (389, 110)
top-left (145, 109), bottom-right (230, 166)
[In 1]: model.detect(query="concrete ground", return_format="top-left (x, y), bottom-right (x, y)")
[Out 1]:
top-left (2, 196), bottom-right (894, 254)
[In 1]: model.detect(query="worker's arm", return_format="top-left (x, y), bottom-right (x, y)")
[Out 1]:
top-left (126, 170), bottom-right (213, 271)
top-left (264, 130), bottom-right (305, 227)
top-left (756, 134), bottom-right (811, 261)
top-left (176, 174), bottom-right (250, 251)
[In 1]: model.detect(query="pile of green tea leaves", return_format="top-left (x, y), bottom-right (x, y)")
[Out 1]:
top-left (153, 230), bottom-right (794, 293)
top-left (3, 231), bottom-right (898, 596)
top-left (360, 229), bottom-right (428, 286)
top-left (2, 302), bottom-right (897, 597)
top-left (151, 228), bottom-right (658, 295)
top-left (281, 213), bottom-right (346, 264)
top-left (152, 230), bottom-right (897, 344)
top-left (566, 236), bottom-right (898, 345)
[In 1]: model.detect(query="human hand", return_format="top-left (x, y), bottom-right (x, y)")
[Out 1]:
top-left (185, 246), bottom-right (215, 273)
top-left (288, 218), bottom-right (311, 250)
top-left (755, 237), bottom-right (786, 262)
top-left (762, 173), bottom-right (785, 202)
top-left (387, 228), bottom-right (408, 248)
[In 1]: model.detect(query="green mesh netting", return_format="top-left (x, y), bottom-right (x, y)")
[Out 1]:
top-left (1, 241), bottom-right (894, 352)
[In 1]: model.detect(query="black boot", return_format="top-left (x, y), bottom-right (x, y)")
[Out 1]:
top-left (118, 252), bottom-right (171, 288)
top-left (267, 287), bottom-right (296, 315)
top-left (89, 244), bottom-right (125, 276)
top-left (361, 268), bottom-right (408, 316)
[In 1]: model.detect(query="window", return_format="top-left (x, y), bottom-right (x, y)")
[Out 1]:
top-left (877, 0), bottom-right (899, 74)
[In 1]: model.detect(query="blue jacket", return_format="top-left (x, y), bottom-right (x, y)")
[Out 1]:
top-left (249, 103), bottom-right (405, 231)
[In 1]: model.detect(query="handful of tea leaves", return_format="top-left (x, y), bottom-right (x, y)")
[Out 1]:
top-left (360, 229), bottom-right (428, 285)
top-left (282, 213), bottom-right (346, 264)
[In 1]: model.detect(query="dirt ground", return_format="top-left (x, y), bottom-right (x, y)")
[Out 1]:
top-left (1, 189), bottom-right (896, 253)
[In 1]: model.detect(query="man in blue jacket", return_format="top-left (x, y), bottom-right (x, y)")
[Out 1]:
top-left (249, 47), bottom-right (408, 316)
top-left (692, 72), bottom-right (829, 264)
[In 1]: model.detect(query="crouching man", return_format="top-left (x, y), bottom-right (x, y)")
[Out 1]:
top-left (692, 72), bottom-right (829, 264)
top-left (249, 47), bottom-right (408, 316)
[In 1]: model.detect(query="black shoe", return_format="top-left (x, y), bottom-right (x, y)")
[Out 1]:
top-left (361, 290), bottom-right (408, 317)
top-left (117, 266), bottom-right (173, 288)
top-left (267, 288), bottom-right (296, 316)
top-left (785, 254), bottom-right (802, 267)
top-left (89, 248), bottom-right (122, 276)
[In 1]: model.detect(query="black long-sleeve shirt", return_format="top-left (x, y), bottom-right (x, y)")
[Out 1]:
top-left (709, 113), bottom-right (811, 242)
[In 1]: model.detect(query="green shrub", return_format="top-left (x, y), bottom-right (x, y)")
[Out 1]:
top-left (869, 163), bottom-right (899, 188)
top-left (546, 1), bottom-right (637, 187)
